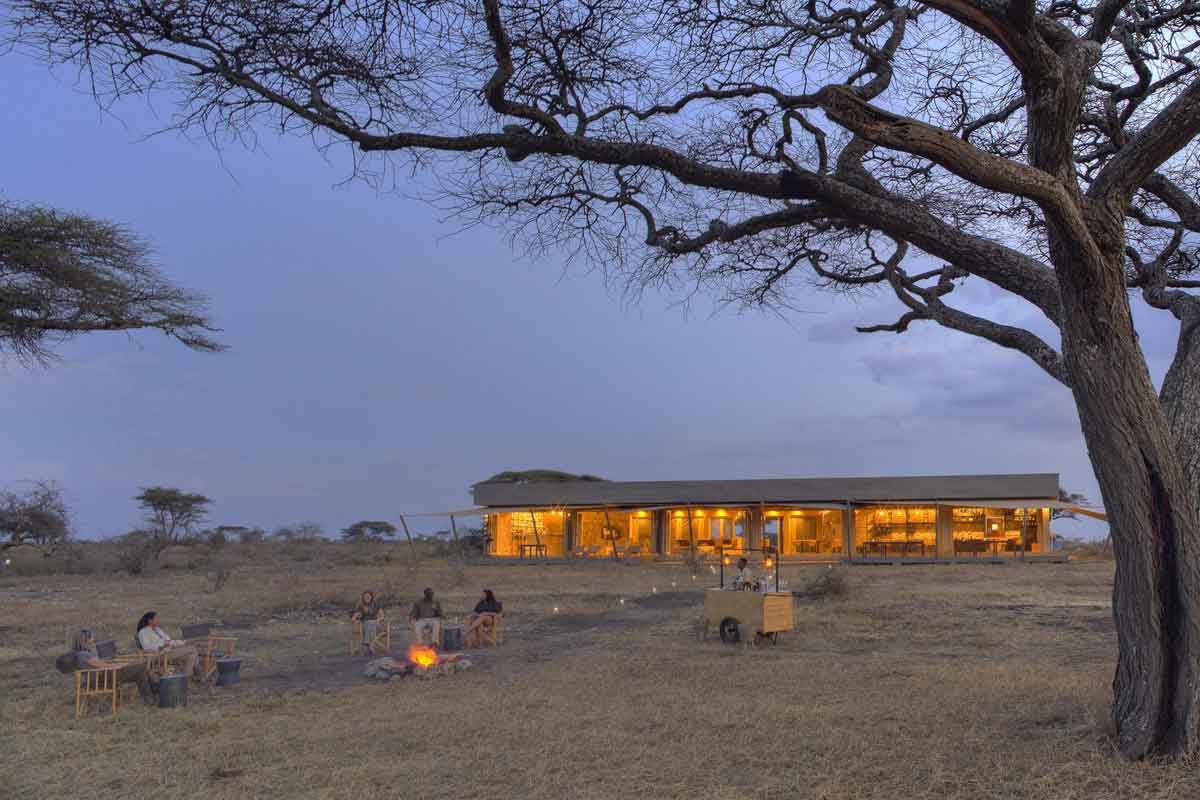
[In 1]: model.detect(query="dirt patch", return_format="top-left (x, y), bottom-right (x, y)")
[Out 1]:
top-left (633, 589), bottom-right (703, 609)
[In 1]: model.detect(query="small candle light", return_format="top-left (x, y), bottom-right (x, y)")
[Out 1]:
top-left (553, 606), bottom-right (559, 614)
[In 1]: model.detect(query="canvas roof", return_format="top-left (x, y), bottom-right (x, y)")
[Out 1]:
top-left (471, 473), bottom-right (1061, 508)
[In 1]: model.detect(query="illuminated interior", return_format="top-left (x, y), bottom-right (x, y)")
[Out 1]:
top-left (764, 508), bottom-right (844, 555)
top-left (575, 510), bottom-right (635, 555)
top-left (666, 508), bottom-right (748, 554)
top-left (853, 506), bottom-right (937, 557)
top-left (487, 511), bottom-right (565, 557)
top-left (483, 503), bottom-right (1047, 559)
top-left (951, 507), bottom-right (1040, 556)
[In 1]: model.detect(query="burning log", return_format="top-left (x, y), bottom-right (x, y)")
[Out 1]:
top-left (362, 647), bottom-right (473, 681)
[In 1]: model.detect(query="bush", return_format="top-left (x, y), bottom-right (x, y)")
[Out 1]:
top-left (238, 527), bottom-right (266, 544)
top-left (113, 530), bottom-right (156, 576)
top-left (793, 566), bottom-right (850, 599)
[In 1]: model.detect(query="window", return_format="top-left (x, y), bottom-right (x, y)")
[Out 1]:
top-left (710, 517), bottom-right (731, 544)
top-left (762, 518), bottom-right (780, 552)
top-left (853, 506), bottom-right (936, 557)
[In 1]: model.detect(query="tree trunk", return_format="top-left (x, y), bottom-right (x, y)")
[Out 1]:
top-left (1053, 214), bottom-right (1200, 760)
top-left (1160, 321), bottom-right (1200, 504)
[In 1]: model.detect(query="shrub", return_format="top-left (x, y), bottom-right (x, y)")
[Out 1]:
top-left (113, 530), bottom-right (156, 576)
top-left (793, 566), bottom-right (850, 599)
top-left (208, 559), bottom-right (232, 592)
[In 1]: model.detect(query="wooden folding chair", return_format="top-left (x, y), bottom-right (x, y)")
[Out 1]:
top-left (349, 619), bottom-right (391, 655)
top-left (74, 665), bottom-right (123, 719)
top-left (182, 623), bottom-right (238, 681)
top-left (479, 614), bottom-right (503, 647)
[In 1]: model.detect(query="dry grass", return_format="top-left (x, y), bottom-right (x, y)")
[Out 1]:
top-left (2, 554), bottom-right (1196, 800)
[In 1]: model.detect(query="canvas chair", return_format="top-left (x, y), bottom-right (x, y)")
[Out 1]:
top-left (478, 614), bottom-right (503, 647)
top-left (181, 623), bottom-right (238, 681)
top-left (73, 665), bottom-right (124, 719)
top-left (349, 619), bottom-right (391, 655)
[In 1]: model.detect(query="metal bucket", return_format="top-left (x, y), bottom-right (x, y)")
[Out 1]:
top-left (158, 674), bottom-right (188, 708)
top-left (441, 626), bottom-right (464, 651)
top-left (215, 657), bottom-right (243, 687)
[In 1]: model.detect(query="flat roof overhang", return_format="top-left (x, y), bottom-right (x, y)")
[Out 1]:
top-left (403, 499), bottom-right (1106, 521)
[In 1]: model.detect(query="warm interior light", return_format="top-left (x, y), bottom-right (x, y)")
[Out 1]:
top-left (722, 555), bottom-right (731, 565)
top-left (764, 557), bottom-right (774, 568)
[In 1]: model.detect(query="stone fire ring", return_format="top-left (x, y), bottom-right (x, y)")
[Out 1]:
top-left (364, 654), bottom-right (474, 680)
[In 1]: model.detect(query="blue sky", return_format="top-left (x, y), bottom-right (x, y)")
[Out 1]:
top-left (1, 55), bottom-right (1124, 540)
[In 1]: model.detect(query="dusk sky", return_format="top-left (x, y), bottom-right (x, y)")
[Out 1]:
top-left (2, 54), bottom-right (1135, 541)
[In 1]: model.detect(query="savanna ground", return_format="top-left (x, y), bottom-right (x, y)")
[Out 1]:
top-left (1, 545), bottom-right (1194, 799)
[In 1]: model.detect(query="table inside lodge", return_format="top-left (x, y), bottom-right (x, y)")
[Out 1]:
top-left (862, 539), bottom-right (927, 557)
top-left (984, 538), bottom-right (1009, 556)
top-left (519, 542), bottom-right (548, 559)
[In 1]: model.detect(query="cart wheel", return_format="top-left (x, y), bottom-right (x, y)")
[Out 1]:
top-left (718, 617), bottom-right (741, 644)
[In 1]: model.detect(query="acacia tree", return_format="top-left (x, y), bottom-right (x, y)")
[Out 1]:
top-left (340, 520), bottom-right (397, 543)
top-left (1, 200), bottom-right (221, 363)
top-left (0, 480), bottom-right (70, 548)
top-left (135, 486), bottom-right (212, 547)
top-left (8, 0), bottom-right (1200, 758)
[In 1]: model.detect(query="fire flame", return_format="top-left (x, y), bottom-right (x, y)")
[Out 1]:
top-left (408, 644), bottom-right (437, 667)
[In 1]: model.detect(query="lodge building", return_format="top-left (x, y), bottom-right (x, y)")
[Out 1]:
top-left (470, 473), bottom-right (1090, 562)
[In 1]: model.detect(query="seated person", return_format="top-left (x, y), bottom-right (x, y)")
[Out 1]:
top-left (465, 589), bottom-right (502, 647)
top-left (73, 628), bottom-right (154, 704)
top-left (351, 590), bottom-right (385, 655)
top-left (136, 611), bottom-right (199, 677)
top-left (409, 588), bottom-right (443, 646)
top-left (730, 557), bottom-right (757, 591)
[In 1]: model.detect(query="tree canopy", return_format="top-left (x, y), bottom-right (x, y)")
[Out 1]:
top-left (134, 486), bottom-right (212, 546)
top-left (340, 520), bottom-right (398, 543)
top-left (482, 469), bottom-right (606, 483)
top-left (0, 481), bottom-right (71, 548)
top-left (0, 200), bottom-right (222, 363)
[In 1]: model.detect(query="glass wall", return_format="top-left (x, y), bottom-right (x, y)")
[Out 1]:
top-left (853, 505), bottom-right (937, 557)
top-left (951, 507), bottom-right (1040, 556)
top-left (665, 509), bottom-right (748, 554)
top-left (489, 511), bottom-right (565, 557)
top-left (767, 509), bottom-right (844, 555)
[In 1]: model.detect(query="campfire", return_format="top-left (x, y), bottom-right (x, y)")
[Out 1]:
top-left (363, 644), bottom-right (473, 681)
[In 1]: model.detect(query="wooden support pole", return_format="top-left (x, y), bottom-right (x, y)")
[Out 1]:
top-left (686, 506), bottom-right (696, 558)
top-left (449, 514), bottom-right (464, 559)
top-left (602, 505), bottom-right (619, 561)
top-left (528, 510), bottom-right (543, 559)
top-left (398, 514), bottom-right (417, 561)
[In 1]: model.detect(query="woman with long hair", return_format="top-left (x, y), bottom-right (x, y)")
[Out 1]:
top-left (136, 611), bottom-right (199, 677)
top-left (465, 589), bottom-right (502, 647)
top-left (350, 590), bottom-right (385, 655)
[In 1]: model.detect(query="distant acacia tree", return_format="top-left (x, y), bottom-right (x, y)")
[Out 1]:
top-left (12, 0), bottom-right (1200, 759)
top-left (340, 520), bottom-right (397, 543)
top-left (135, 486), bottom-right (212, 547)
top-left (0, 200), bottom-right (221, 363)
top-left (0, 481), bottom-right (70, 548)
top-left (1051, 488), bottom-right (1092, 521)
top-left (273, 521), bottom-right (324, 543)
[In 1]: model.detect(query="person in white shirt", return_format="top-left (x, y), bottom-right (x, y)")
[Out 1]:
top-left (136, 611), bottom-right (199, 677)
top-left (730, 558), bottom-right (757, 591)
